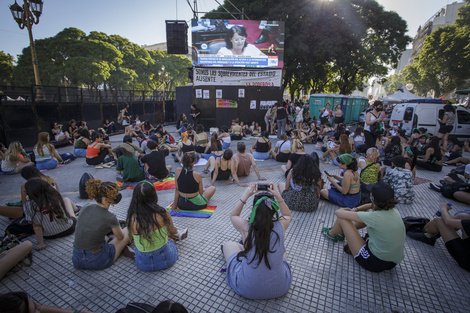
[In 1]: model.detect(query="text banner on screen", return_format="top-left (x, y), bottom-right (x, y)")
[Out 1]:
top-left (191, 19), bottom-right (285, 68)
top-left (193, 68), bottom-right (282, 87)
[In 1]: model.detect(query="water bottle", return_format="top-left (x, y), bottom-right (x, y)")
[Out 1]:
top-left (436, 203), bottom-right (452, 216)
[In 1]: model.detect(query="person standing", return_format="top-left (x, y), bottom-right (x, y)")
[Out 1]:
top-left (190, 104), bottom-right (201, 126)
top-left (274, 102), bottom-right (289, 139)
top-left (364, 100), bottom-right (384, 149)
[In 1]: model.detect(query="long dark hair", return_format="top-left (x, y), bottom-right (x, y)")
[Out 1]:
top-left (126, 182), bottom-right (170, 246)
top-left (0, 291), bottom-right (29, 313)
top-left (24, 179), bottom-right (69, 220)
top-left (237, 193), bottom-right (280, 269)
top-left (425, 136), bottom-right (441, 157)
top-left (384, 136), bottom-right (402, 154)
top-left (210, 132), bottom-right (220, 151)
top-left (292, 155), bottom-right (321, 187)
top-left (115, 147), bottom-right (133, 158)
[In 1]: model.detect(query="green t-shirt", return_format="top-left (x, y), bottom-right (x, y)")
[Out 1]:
top-left (116, 155), bottom-right (145, 182)
top-left (73, 204), bottom-right (119, 251)
top-left (133, 227), bottom-right (168, 252)
top-left (358, 208), bottom-right (405, 264)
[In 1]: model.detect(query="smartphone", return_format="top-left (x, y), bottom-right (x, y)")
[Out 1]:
top-left (257, 184), bottom-right (269, 191)
top-left (324, 170), bottom-right (331, 176)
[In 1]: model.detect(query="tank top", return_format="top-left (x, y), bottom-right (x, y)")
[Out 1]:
top-left (177, 169), bottom-right (199, 193)
top-left (74, 138), bottom-right (87, 149)
top-left (364, 111), bottom-right (378, 132)
top-left (211, 140), bottom-right (223, 152)
top-left (34, 145), bottom-right (52, 161)
top-left (133, 227), bottom-right (167, 252)
top-left (277, 107), bottom-right (287, 120)
top-left (86, 142), bottom-right (101, 157)
top-left (360, 161), bottom-right (379, 184)
top-left (236, 153), bottom-right (251, 177)
top-left (256, 139), bottom-right (269, 153)
top-left (181, 142), bottom-right (195, 153)
top-left (196, 133), bottom-right (208, 145)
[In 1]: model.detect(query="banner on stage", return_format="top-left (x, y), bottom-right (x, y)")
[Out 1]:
top-left (193, 68), bottom-right (282, 87)
top-left (216, 99), bottom-right (238, 108)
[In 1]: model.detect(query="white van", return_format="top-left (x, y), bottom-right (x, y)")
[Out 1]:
top-left (390, 100), bottom-right (470, 139)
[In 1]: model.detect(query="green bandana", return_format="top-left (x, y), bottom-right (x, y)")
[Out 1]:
top-left (249, 196), bottom-right (280, 225)
top-left (338, 153), bottom-right (353, 165)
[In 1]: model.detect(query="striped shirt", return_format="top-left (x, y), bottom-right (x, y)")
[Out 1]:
top-left (23, 200), bottom-right (74, 237)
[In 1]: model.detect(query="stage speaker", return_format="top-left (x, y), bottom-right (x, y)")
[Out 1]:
top-left (166, 20), bottom-right (188, 54)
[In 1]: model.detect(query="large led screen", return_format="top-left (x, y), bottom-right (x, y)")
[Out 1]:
top-left (192, 19), bottom-right (285, 68)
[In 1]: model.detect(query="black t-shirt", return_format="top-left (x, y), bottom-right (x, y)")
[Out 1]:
top-left (277, 106), bottom-right (287, 120)
top-left (141, 149), bottom-right (169, 179)
top-left (288, 153), bottom-right (304, 168)
top-left (191, 108), bottom-right (201, 119)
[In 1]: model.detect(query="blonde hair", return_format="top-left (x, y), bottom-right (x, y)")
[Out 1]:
top-left (4, 141), bottom-right (23, 162)
top-left (366, 147), bottom-right (380, 159)
top-left (292, 139), bottom-right (304, 153)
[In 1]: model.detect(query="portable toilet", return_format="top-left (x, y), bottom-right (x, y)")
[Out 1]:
top-left (345, 96), bottom-right (355, 123)
top-left (352, 97), bottom-right (363, 122)
top-left (309, 94), bottom-right (327, 120)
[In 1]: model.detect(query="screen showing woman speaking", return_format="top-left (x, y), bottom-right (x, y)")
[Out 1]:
top-left (192, 19), bottom-right (285, 68)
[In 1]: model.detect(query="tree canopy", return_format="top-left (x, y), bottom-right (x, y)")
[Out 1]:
top-left (204, 0), bottom-right (411, 95)
top-left (13, 28), bottom-right (191, 92)
top-left (0, 51), bottom-right (14, 85)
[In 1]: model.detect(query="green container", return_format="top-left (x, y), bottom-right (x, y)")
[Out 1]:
top-left (309, 94), bottom-right (334, 120)
top-left (352, 97), bottom-right (363, 122)
top-left (345, 97), bottom-right (355, 123)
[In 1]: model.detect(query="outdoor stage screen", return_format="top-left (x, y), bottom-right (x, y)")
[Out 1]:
top-left (191, 19), bottom-right (285, 68)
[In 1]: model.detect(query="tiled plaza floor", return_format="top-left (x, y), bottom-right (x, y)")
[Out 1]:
top-left (1, 126), bottom-right (469, 312)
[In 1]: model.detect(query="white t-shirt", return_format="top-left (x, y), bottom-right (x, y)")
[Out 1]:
top-left (350, 132), bottom-right (365, 143)
top-left (276, 140), bottom-right (291, 152)
top-left (217, 44), bottom-right (263, 57)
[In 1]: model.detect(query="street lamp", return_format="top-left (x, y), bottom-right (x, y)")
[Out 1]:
top-left (9, 0), bottom-right (44, 100)
top-left (158, 65), bottom-right (169, 123)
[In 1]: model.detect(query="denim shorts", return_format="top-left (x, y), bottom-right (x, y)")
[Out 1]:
top-left (73, 148), bottom-right (87, 157)
top-left (222, 142), bottom-right (231, 150)
top-left (36, 159), bottom-right (58, 170)
top-left (135, 240), bottom-right (178, 272)
top-left (72, 242), bottom-right (116, 270)
top-left (253, 151), bottom-right (269, 160)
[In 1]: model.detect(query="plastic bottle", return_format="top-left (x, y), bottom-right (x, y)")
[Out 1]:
top-left (436, 203), bottom-right (452, 217)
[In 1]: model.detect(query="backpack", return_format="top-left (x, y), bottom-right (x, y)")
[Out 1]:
top-left (402, 216), bottom-right (430, 233)
top-left (115, 303), bottom-right (154, 313)
top-left (79, 172), bottom-right (94, 199)
top-left (441, 182), bottom-right (470, 199)
top-left (2, 217), bottom-right (34, 241)
top-left (117, 111), bottom-right (124, 124)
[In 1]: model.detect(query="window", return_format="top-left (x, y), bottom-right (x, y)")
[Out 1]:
top-left (457, 110), bottom-right (470, 124)
top-left (403, 107), bottom-right (413, 121)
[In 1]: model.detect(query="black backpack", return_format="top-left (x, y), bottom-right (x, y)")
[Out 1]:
top-left (2, 217), bottom-right (34, 241)
top-left (441, 182), bottom-right (470, 199)
top-left (115, 303), bottom-right (154, 313)
top-left (79, 172), bottom-right (94, 199)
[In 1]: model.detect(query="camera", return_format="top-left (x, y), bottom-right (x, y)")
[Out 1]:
top-left (257, 184), bottom-right (269, 191)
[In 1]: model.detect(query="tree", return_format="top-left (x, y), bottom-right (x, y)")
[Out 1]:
top-left (204, 0), bottom-right (411, 95)
top-left (0, 51), bottom-right (14, 85)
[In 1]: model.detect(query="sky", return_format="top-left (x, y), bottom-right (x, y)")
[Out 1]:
top-left (0, 0), bottom-right (462, 60)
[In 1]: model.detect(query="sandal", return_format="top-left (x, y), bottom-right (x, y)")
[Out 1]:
top-left (321, 227), bottom-right (338, 242)
top-left (176, 228), bottom-right (188, 241)
top-left (95, 165), bottom-right (104, 169)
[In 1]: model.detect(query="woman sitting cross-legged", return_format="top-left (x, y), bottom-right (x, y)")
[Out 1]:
top-left (320, 154), bottom-right (361, 208)
top-left (23, 179), bottom-right (78, 251)
top-left (73, 128), bottom-right (91, 157)
top-left (322, 182), bottom-right (405, 272)
top-left (172, 153), bottom-right (216, 211)
top-left (0, 141), bottom-right (34, 174)
top-left (86, 132), bottom-right (112, 167)
top-left (206, 149), bottom-right (247, 187)
top-left (72, 179), bottom-right (132, 270)
top-left (176, 132), bottom-right (195, 162)
top-left (126, 182), bottom-right (188, 272)
top-left (278, 155), bottom-right (321, 212)
top-left (203, 132), bottom-right (223, 160)
top-left (34, 132), bottom-right (65, 170)
top-left (115, 147), bottom-right (145, 182)
top-left (222, 183), bottom-right (292, 299)
top-left (269, 133), bottom-right (291, 163)
top-left (250, 131), bottom-right (271, 160)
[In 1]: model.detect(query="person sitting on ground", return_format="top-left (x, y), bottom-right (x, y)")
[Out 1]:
top-left (429, 164), bottom-right (470, 205)
top-left (185, 125), bottom-right (195, 142)
top-left (112, 135), bottom-right (144, 159)
top-left (176, 132), bottom-right (195, 162)
top-left (193, 124), bottom-right (209, 154)
top-left (382, 155), bottom-right (414, 204)
top-left (219, 126), bottom-right (231, 149)
top-left (51, 122), bottom-right (70, 143)
top-left (443, 136), bottom-right (464, 165)
top-left (318, 122), bottom-right (335, 142)
top-left (68, 119), bottom-right (79, 139)
top-left (1, 141), bottom-right (34, 174)
top-left (300, 122), bottom-right (318, 144)
top-left (320, 154), bottom-right (361, 208)
top-left (126, 182), bottom-right (188, 272)
top-left (72, 179), bottom-right (133, 270)
top-left (234, 142), bottom-right (266, 181)
top-left (0, 292), bottom-right (92, 312)
top-left (322, 181), bottom-right (405, 272)
top-left (203, 132), bottom-right (223, 160)
top-left (128, 120), bottom-right (141, 137)
top-left (252, 122), bottom-right (262, 137)
top-left (73, 128), bottom-right (91, 157)
top-left (172, 153), bottom-right (216, 211)
top-left (115, 147), bottom-right (145, 182)
top-left (231, 119), bottom-right (244, 140)
top-left (281, 139), bottom-right (306, 177)
top-left (222, 183), bottom-right (292, 299)
top-left (138, 133), bottom-right (151, 154)
top-left (155, 133), bottom-right (178, 152)
top-left (205, 149), bottom-right (247, 187)
top-left (383, 136), bottom-right (402, 166)
top-left (176, 113), bottom-right (188, 131)
top-left (86, 132), bottom-right (112, 167)
top-left (141, 121), bottom-right (154, 136)
top-left (34, 132), bottom-right (65, 170)
top-left (103, 119), bottom-right (117, 134)
top-left (350, 126), bottom-right (365, 151)
top-left (416, 136), bottom-right (443, 172)
top-left (358, 147), bottom-right (380, 185)
top-left (141, 140), bottom-right (172, 180)
top-left (279, 154), bottom-right (321, 212)
top-left (408, 203), bottom-right (470, 272)
top-left (23, 179), bottom-right (78, 251)
top-left (250, 131), bottom-right (271, 160)
top-left (322, 134), bottom-right (351, 165)
top-left (270, 133), bottom-right (291, 162)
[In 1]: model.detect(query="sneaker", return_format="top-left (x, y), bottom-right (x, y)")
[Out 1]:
top-left (63, 159), bottom-right (72, 164)
top-left (429, 183), bottom-right (441, 192)
top-left (336, 233), bottom-right (345, 241)
top-left (407, 231), bottom-right (438, 246)
top-left (321, 227), bottom-right (338, 242)
top-left (74, 205), bottom-right (82, 215)
top-left (439, 180), bottom-right (447, 186)
top-left (176, 228), bottom-right (188, 241)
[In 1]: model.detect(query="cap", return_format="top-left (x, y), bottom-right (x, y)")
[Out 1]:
top-left (367, 182), bottom-right (395, 204)
top-left (392, 155), bottom-right (406, 168)
top-left (338, 153), bottom-right (354, 165)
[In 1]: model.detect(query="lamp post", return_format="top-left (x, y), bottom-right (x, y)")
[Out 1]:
top-left (158, 65), bottom-right (169, 123)
top-left (9, 0), bottom-right (44, 100)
